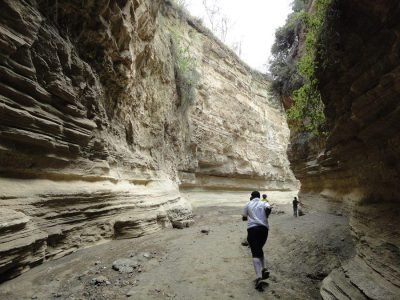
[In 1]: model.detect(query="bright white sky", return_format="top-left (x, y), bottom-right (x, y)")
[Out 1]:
top-left (185, 0), bottom-right (293, 73)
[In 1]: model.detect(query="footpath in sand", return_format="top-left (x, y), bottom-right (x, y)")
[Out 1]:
top-left (0, 191), bottom-right (354, 299)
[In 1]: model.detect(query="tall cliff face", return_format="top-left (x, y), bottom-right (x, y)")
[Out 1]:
top-left (0, 0), bottom-right (296, 281)
top-left (163, 9), bottom-right (297, 192)
top-left (288, 0), bottom-right (400, 298)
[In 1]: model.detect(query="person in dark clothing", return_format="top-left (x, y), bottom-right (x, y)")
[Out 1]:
top-left (242, 191), bottom-right (272, 290)
top-left (293, 196), bottom-right (299, 217)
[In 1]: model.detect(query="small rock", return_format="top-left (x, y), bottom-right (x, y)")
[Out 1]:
top-left (53, 292), bottom-right (62, 298)
top-left (126, 288), bottom-right (136, 297)
top-left (95, 261), bottom-right (101, 265)
top-left (172, 219), bottom-right (194, 229)
top-left (143, 252), bottom-right (151, 259)
top-left (91, 275), bottom-right (109, 285)
top-left (31, 296), bottom-right (38, 299)
top-left (200, 228), bottom-right (210, 234)
top-left (112, 258), bottom-right (139, 273)
top-left (122, 280), bottom-right (130, 286)
top-left (241, 238), bottom-right (249, 246)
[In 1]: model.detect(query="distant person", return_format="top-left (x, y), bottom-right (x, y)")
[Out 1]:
top-left (242, 191), bottom-right (272, 291)
top-left (261, 194), bottom-right (268, 202)
top-left (293, 196), bottom-right (299, 217)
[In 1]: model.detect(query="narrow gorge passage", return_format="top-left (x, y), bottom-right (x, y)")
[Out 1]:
top-left (0, 192), bottom-right (354, 300)
top-left (1, 0), bottom-right (400, 298)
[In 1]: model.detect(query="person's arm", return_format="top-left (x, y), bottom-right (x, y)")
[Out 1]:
top-left (242, 204), bottom-right (248, 221)
top-left (264, 202), bottom-right (272, 217)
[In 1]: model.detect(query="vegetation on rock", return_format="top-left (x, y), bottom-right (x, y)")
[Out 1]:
top-left (270, 0), bottom-right (331, 134)
top-left (171, 29), bottom-right (199, 111)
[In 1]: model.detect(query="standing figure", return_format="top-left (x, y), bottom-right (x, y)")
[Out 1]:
top-left (242, 191), bottom-right (272, 290)
top-left (261, 194), bottom-right (268, 202)
top-left (293, 196), bottom-right (299, 217)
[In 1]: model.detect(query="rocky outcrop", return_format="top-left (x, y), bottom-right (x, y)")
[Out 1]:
top-left (0, 0), bottom-right (296, 281)
top-left (288, 0), bottom-right (400, 298)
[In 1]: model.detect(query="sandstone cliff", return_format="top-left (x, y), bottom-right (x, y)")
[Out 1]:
top-left (0, 0), bottom-right (296, 281)
top-left (287, 0), bottom-right (400, 298)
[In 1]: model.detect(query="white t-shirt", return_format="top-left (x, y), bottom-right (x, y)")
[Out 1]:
top-left (242, 198), bottom-right (270, 229)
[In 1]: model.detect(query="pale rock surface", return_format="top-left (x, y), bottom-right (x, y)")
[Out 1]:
top-left (0, 0), bottom-right (296, 281)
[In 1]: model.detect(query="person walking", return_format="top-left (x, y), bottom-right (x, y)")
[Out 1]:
top-left (242, 191), bottom-right (271, 290)
top-left (293, 196), bottom-right (299, 217)
top-left (261, 194), bottom-right (268, 202)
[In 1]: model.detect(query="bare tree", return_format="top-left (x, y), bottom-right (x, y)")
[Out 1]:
top-left (202, 0), bottom-right (232, 43)
top-left (231, 40), bottom-right (242, 57)
top-left (201, 0), bottom-right (243, 58)
top-left (202, 0), bottom-right (219, 32)
top-left (219, 16), bottom-right (229, 42)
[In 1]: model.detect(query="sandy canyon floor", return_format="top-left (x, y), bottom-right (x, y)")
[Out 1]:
top-left (0, 191), bottom-right (354, 299)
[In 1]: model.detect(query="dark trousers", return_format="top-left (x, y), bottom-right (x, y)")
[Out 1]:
top-left (293, 206), bottom-right (298, 217)
top-left (247, 226), bottom-right (269, 258)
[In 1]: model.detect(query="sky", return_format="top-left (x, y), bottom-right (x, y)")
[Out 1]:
top-left (185, 0), bottom-right (293, 73)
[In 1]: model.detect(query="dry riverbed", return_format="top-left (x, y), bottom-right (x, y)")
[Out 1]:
top-left (0, 191), bottom-right (354, 299)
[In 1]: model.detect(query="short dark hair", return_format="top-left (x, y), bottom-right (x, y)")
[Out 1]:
top-left (251, 191), bottom-right (260, 200)
top-left (262, 194), bottom-right (267, 198)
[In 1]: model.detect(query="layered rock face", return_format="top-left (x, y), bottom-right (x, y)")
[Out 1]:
top-left (288, 0), bottom-right (400, 298)
top-left (0, 0), bottom-right (296, 281)
top-left (166, 12), bottom-right (297, 192)
top-left (0, 0), bottom-right (194, 282)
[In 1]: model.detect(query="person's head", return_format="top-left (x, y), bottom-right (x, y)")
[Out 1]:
top-left (250, 191), bottom-right (260, 200)
top-left (294, 196), bottom-right (298, 200)
top-left (262, 194), bottom-right (267, 199)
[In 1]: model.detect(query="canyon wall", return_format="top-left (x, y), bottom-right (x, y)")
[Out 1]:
top-left (164, 8), bottom-right (297, 192)
top-left (288, 0), bottom-right (400, 298)
top-left (0, 0), bottom-right (296, 281)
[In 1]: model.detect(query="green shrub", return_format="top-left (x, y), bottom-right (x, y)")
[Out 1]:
top-left (270, 0), bottom-right (330, 135)
top-left (287, 0), bottom-right (330, 134)
top-left (171, 30), bottom-right (199, 111)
